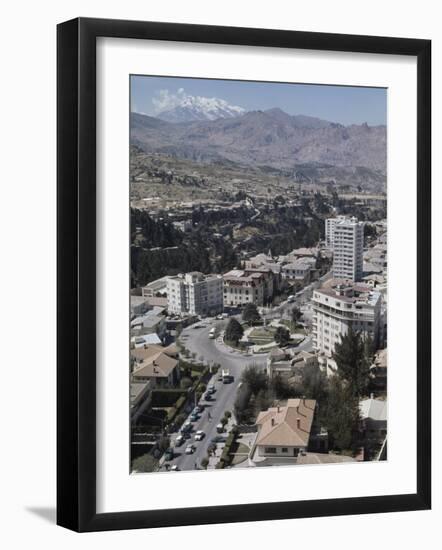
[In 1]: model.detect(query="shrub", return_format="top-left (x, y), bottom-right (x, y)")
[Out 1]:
top-left (151, 389), bottom-right (186, 407)
top-left (131, 453), bottom-right (158, 473)
top-left (166, 407), bottom-right (177, 423)
top-left (175, 395), bottom-right (187, 412)
top-left (175, 412), bottom-right (187, 426)
top-left (224, 410), bottom-right (232, 419)
top-left (180, 377), bottom-right (193, 389)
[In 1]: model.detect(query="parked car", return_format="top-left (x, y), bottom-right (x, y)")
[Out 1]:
top-left (164, 448), bottom-right (174, 461)
top-left (193, 405), bottom-right (203, 414)
top-left (190, 413), bottom-right (199, 422)
top-left (170, 465), bottom-right (180, 471)
top-left (194, 430), bottom-right (205, 441)
top-left (175, 434), bottom-right (185, 446)
top-left (204, 392), bottom-right (212, 401)
top-left (180, 421), bottom-right (192, 433)
top-left (210, 435), bottom-right (227, 444)
top-left (216, 423), bottom-right (224, 433)
top-left (185, 444), bottom-right (195, 455)
top-left (207, 385), bottom-right (216, 394)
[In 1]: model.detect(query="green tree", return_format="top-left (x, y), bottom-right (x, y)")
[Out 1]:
top-left (333, 328), bottom-right (371, 397)
top-left (291, 306), bottom-right (302, 328)
top-left (274, 326), bottom-right (290, 347)
top-left (242, 303), bottom-right (261, 324)
top-left (225, 318), bottom-right (244, 344)
top-left (241, 365), bottom-right (268, 395)
top-left (270, 374), bottom-right (298, 400)
top-left (301, 364), bottom-right (328, 405)
top-left (320, 377), bottom-right (360, 452)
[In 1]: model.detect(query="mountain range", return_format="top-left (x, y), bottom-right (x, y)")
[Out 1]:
top-left (156, 95), bottom-right (245, 123)
top-left (130, 107), bottom-right (386, 179)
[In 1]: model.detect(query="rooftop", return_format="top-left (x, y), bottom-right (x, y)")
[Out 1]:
top-left (359, 397), bottom-right (387, 422)
top-left (132, 350), bottom-right (178, 379)
top-left (316, 279), bottom-right (381, 306)
top-left (255, 398), bottom-right (316, 448)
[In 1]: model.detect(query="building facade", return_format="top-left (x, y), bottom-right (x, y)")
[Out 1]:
top-left (223, 268), bottom-right (274, 307)
top-left (312, 280), bottom-right (382, 357)
top-left (325, 215), bottom-right (347, 248)
top-left (167, 272), bottom-right (223, 316)
top-left (331, 217), bottom-right (364, 281)
top-left (250, 399), bottom-right (317, 465)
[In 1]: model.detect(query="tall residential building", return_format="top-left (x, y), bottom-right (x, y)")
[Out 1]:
top-left (331, 217), bottom-right (364, 281)
top-left (312, 280), bottom-right (382, 357)
top-left (325, 215), bottom-right (348, 248)
top-left (166, 272), bottom-right (223, 316)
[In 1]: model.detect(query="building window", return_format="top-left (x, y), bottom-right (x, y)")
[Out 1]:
top-left (264, 447), bottom-right (277, 454)
top-left (281, 447), bottom-right (288, 453)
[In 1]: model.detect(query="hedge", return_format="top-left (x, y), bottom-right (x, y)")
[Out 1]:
top-left (151, 389), bottom-right (186, 407)
top-left (218, 431), bottom-right (236, 468)
top-left (165, 394), bottom-right (188, 426)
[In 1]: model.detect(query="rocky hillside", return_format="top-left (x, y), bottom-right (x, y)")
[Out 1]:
top-left (130, 108), bottom-right (386, 178)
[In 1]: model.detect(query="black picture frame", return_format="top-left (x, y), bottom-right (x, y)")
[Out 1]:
top-left (57, 17), bottom-right (431, 532)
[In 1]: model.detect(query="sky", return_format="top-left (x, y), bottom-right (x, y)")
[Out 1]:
top-left (131, 75), bottom-right (387, 126)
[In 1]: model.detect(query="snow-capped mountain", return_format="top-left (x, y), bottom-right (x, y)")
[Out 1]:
top-left (157, 95), bottom-right (246, 123)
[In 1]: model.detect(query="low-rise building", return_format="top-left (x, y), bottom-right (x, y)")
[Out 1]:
top-left (223, 268), bottom-right (274, 307)
top-left (267, 349), bottom-right (319, 383)
top-left (281, 259), bottom-right (314, 284)
top-left (172, 219), bottom-right (192, 232)
top-left (130, 379), bottom-right (154, 422)
top-left (130, 295), bottom-right (151, 317)
top-left (131, 344), bottom-right (180, 388)
top-left (250, 399), bottom-right (317, 465)
top-left (141, 276), bottom-right (170, 298)
top-left (370, 348), bottom-right (387, 391)
top-left (359, 396), bottom-right (387, 441)
top-left (312, 279), bottom-right (382, 357)
top-left (131, 333), bottom-right (162, 348)
top-left (167, 272), bottom-right (223, 316)
top-left (130, 306), bottom-right (167, 340)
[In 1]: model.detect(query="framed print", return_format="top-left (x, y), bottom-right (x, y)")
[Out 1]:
top-left (57, 18), bottom-right (431, 532)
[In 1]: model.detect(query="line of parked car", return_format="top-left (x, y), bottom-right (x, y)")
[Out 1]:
top-left (163, 379), bottom-right (226, 468)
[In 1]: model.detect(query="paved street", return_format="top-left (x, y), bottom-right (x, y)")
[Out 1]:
top-left (168, 323), bottom-right (267, 471)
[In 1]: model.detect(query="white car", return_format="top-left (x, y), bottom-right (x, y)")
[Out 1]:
top-left (194, 430), bottom-right (205, 441)
top-left (185, 444), bottom-right (195, 455)
top-left (170, 465), bottom-right (179, 471)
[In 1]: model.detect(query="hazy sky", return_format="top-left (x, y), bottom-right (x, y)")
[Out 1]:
top-left (131, 75), bottom-right (387, 126)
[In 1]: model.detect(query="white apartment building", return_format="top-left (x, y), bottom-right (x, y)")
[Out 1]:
top-left (166, 272), bottom-right (223, 316)
top-left (312, 280), bottom-right (382, 357)
top-left (325, 215), bottom-right (348, 248)
top-left (332, 217), bottom-right (364, 281)
top-left (223, 269), bottom-right (273, 307)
